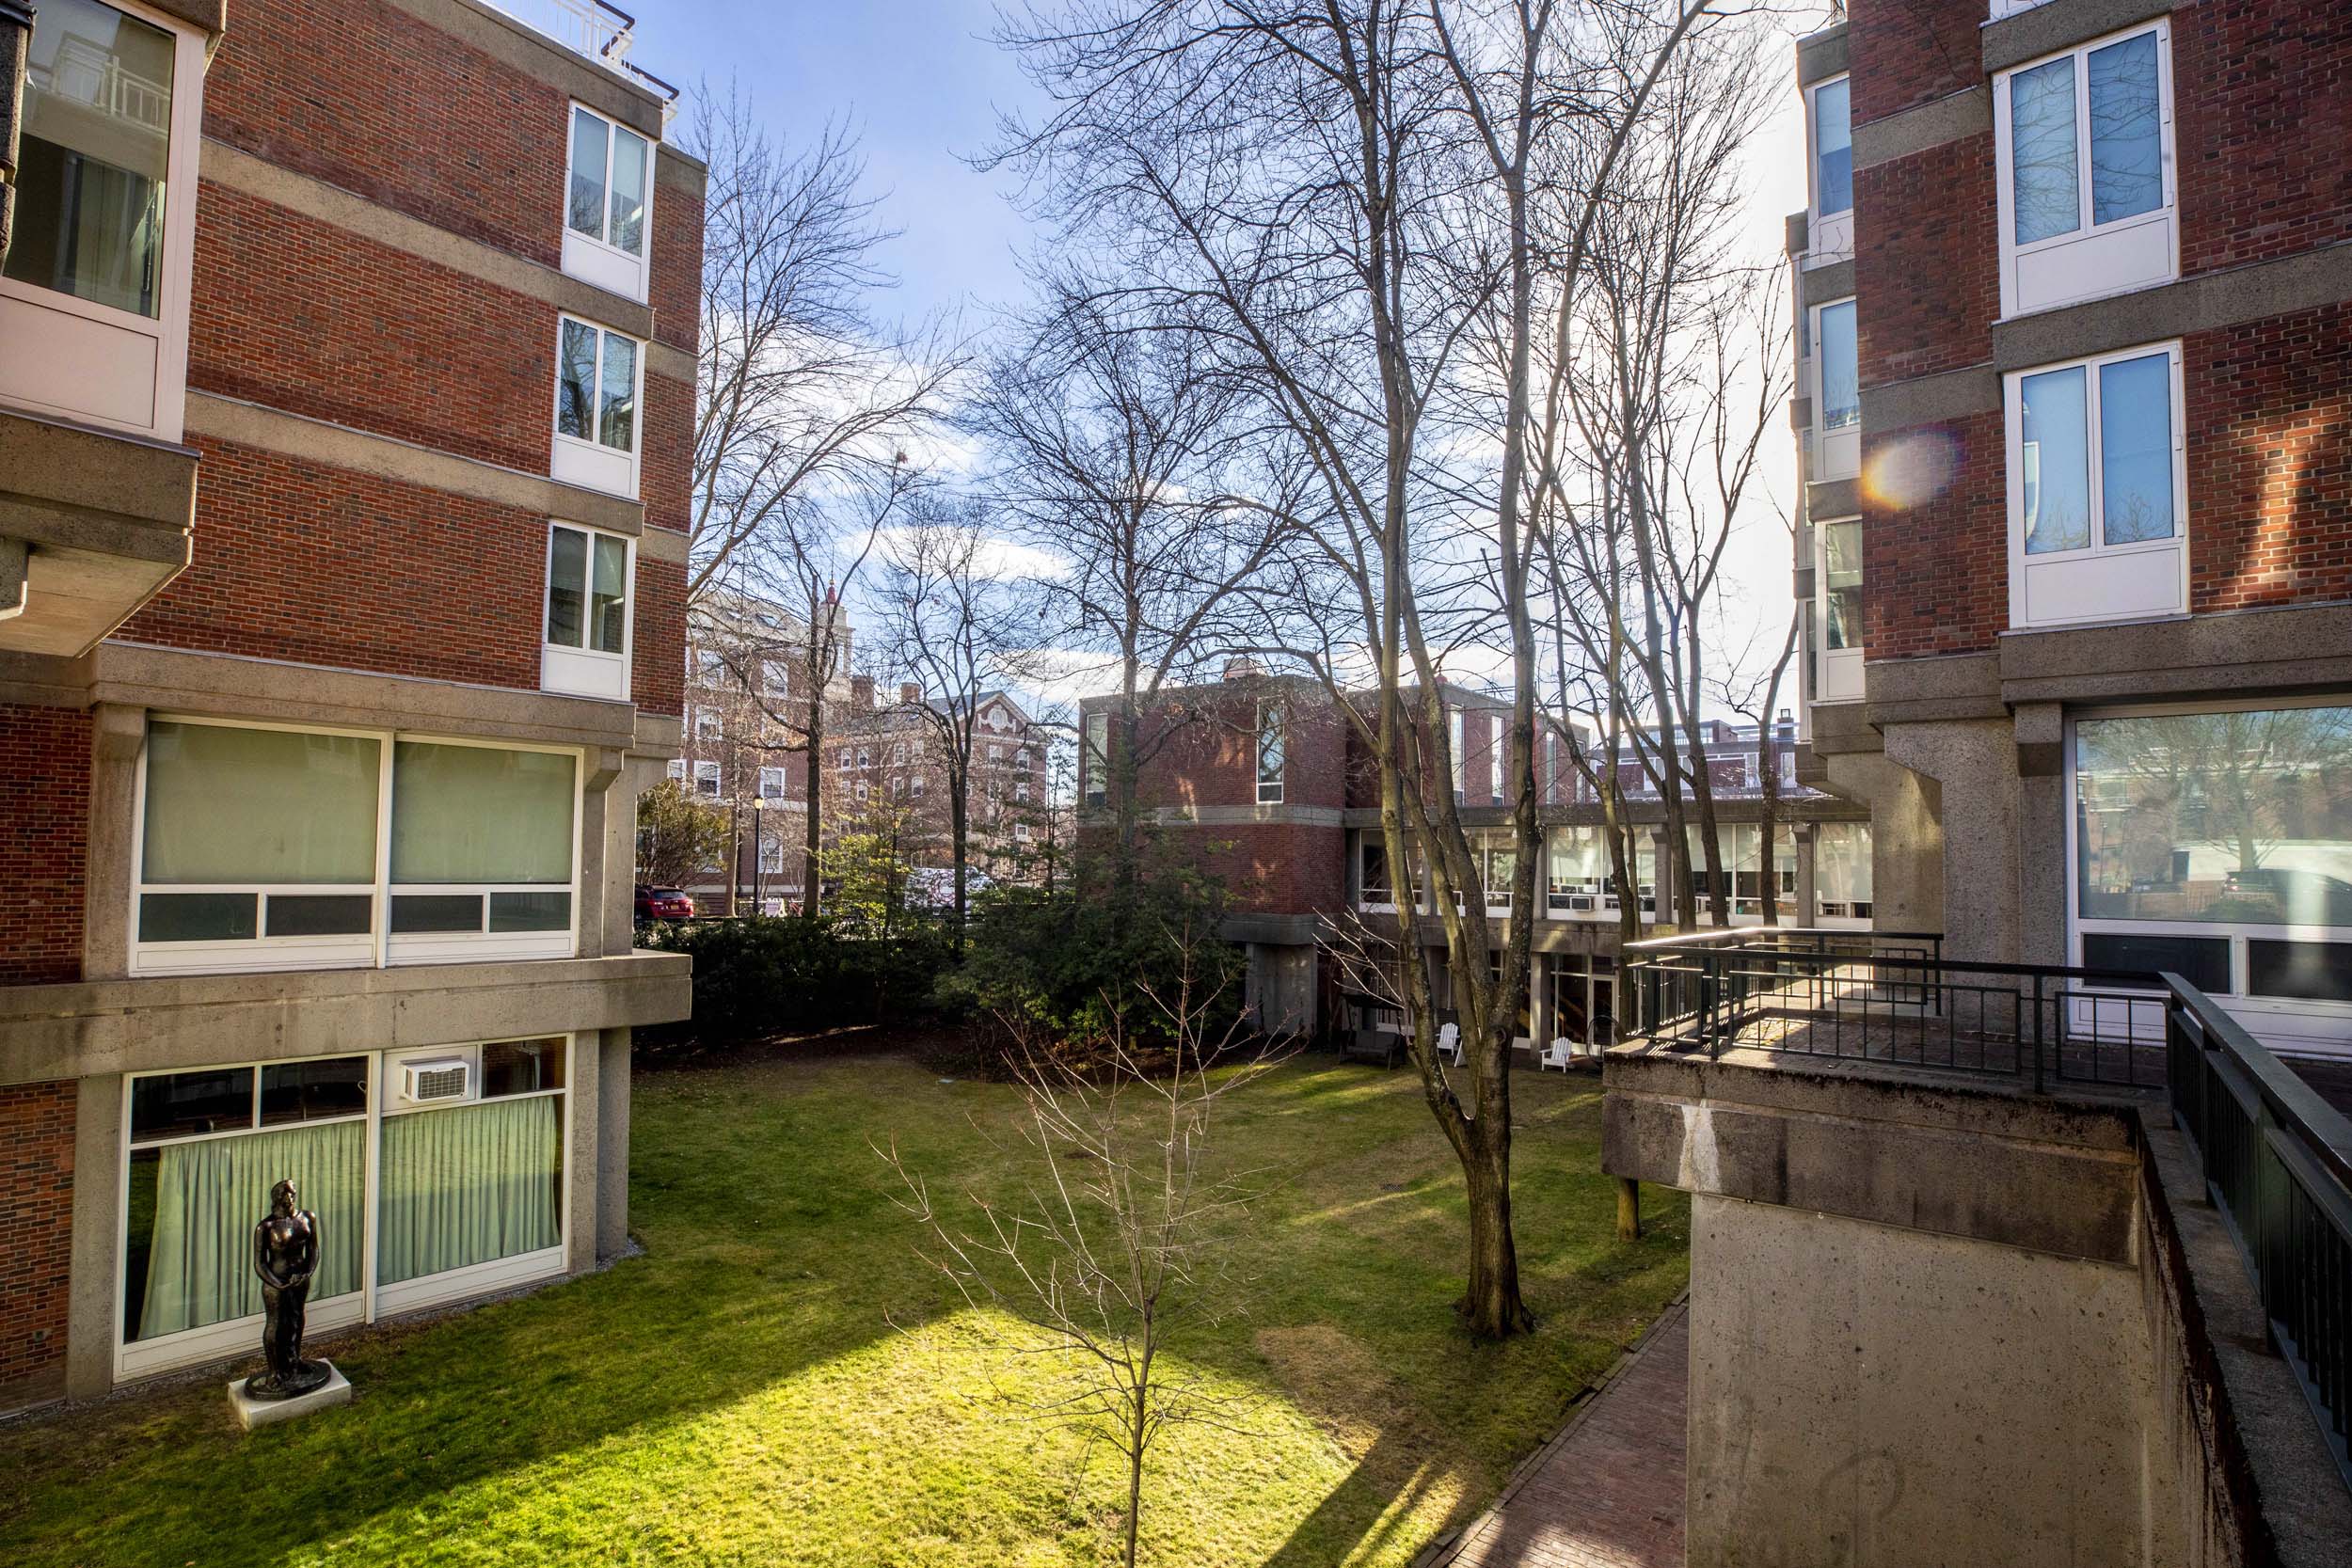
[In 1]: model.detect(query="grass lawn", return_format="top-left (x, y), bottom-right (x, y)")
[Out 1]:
top-left (0, 1053), bottom-right (1688, 1567)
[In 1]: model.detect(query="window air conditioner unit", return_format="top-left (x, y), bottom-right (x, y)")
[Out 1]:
top-left (401, 1057), bottom-right (472, 1106)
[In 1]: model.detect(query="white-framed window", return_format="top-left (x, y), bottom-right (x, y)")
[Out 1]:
top-left (2070, 702), bottom-right (2352, 1052)
top-left (117, 1037), bottom-right (570, 1381)
top-left (911, 771), bottom-right (926, 798)
top-left (693, 649), bottom-right (726, 684)
top-left (891, 742), bottom-right (906, 766)
top-left (757, 837), bottom-right (784, 875)
top-left (1083, 712), bottom-right (1109, 809)
top-left (836, 749), bottom-right (851, 772)
top-left (1811, 299), bottom-right (1859, 481)
top-left (2006, 340), bottom-right (2186, 629)
top-left (561, 103), bottom-right (652, 301)
top-left (856, 747), bottom-right (870, 768)
top-left (758, 766), bottom-right (786, 800)
top-left (762, 659), bottom-right (791, 696)
top-left (541, 523), bottom-right (633, 701)
top-left (0, 0), bottom-right (207, 441)
top-left (692, 759), bottom-right (721, 799)
top-left (1014, 821), bottom-right (1031, 843)
top-left (1816, 516), bottom-right (1866, 703)
top-left (1256, 703), bottom-right (1286, 804)
top-left (1994, 22), bottom-right (2174, 317)
top-left (1805, 73), bottom-right (1853, 261)
top-left (551, 315), bottom-right (642, 498)
top-left (695, 714), bottom-right (721, 744)
top-left (1015, 747), bottom-right (1029, 768)
top-left (856, 781), bottom-right (870, 803)
top-left (1015, 779), bottom-right (1029, 804)
top-left (131, 719), bottom-right (580, 976)
top-left (1449, 709), bottom-right (1467, 802)
top-left (665, 758), bottom-right (686, 783)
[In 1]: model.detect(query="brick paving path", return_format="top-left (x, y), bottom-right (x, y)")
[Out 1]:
top-left (1421, 1298), bottom-right (1688, 1568)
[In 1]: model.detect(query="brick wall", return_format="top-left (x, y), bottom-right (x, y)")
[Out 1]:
top-left (1847, 2), bottom-right (1981, 123)
top-left (0, 1080), bottom-right (75, 1406)
top-left (1852, 133), bottom-right (1998, 388)
top-left (203, 0), bottom-right (569, 270)
top-left (1862, 410), bottom-right (2007, 658)
top-left (2175, 3), bottom-right (2352, 275)
top-left (0, 708), bottom-right (89, 987)
top-left (650, 164), bottom-right (705, 356)
top-left (191, 184), bottom-right (555, 475)
top-left (124, 439), bottom-right (548, 689)
top-left (2187, 301), bottom-right (2352, 613)
top-left (635, 556), bottom-right (687, 718)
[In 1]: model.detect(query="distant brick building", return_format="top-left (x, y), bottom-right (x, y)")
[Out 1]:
top-left (1077, 664), bottom-right (1870, 1046)
top-left (1788, 0), bottom-right (2352, 1055)
top-left (0, 0), bottom-right (694, 1411)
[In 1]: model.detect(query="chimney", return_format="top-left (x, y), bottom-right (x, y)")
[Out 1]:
top-left (850, 674), bottom-right (874, 710)
top-left (1223, 656), bottom-right (1261, 681)
top-left (899, 682), bottom-right (921, 705)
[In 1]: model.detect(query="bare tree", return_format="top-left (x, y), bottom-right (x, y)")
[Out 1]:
top-left (882, 927), bottom-right (1273, 1568)
top-left (964, 293), bottom-right (1287, 879)
top-left (873, 494), bottom-right (1035, 944)
top-left (994, 0), bottom-right (1723, 1338)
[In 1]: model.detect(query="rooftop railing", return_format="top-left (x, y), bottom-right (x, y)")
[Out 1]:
top-left (1621, 927), bottom-right (2352, 1489)
top-left (485, 0), bottom-right (680, 119)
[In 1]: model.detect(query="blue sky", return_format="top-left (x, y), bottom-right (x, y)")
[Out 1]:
top-left (647, 1), bottom-right (1043, 328)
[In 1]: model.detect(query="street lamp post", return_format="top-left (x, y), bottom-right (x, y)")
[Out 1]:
top-left (750, 794), bottom-right (766, 915)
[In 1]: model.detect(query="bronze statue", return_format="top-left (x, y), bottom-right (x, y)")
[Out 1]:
top-left (246, 1177), bottom-right (331, 1400)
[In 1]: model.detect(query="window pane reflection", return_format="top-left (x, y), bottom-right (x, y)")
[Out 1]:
top-left (2088, 33), bottom-right (2162, 226)
top-left (2020, 365), bottom-right (2090, 554)
top-left (2076, 708), bottom-right (2352, 927)
top-left (2011, 55), bottom-right (2079, 245)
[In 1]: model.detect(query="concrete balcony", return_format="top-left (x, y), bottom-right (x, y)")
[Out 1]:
top-left (0, 409), bottom-right (195, 658)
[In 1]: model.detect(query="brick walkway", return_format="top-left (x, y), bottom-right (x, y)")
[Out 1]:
top-left (1422, 1298), bottom-right (1688, 1568)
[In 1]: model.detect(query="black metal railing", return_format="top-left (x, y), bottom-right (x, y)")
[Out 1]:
top-left (1619, 927), bottom-right (2352, 1488)
top-left (2165, 976), bottom-right (2352, 1487)
top-left (1620, 927), bottom-right (2169, 1089)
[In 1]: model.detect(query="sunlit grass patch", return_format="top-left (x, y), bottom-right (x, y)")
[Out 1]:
top-left (0, 1053), bottom-right (1685, 1568)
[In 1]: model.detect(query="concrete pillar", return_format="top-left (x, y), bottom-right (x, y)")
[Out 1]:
top-left (1883, 719), bottom-right (2023, 964)
top-left (564, 1031), bottom-right (601, 1276)
top-left (81, 705), bottom-right (143, 981)
top-left (1793, 821), bottom-right (1820, 925)
top-left (1826, 750), bottom-right (1947, 938)
top-left (596, 1027), bottom-right (632, 1260)
top-left (65, 1074), bottom-right (122, 1399)
top-left (2012, 704), bottom-right (2069, 967)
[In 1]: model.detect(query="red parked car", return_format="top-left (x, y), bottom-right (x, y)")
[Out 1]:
top-left (635, 884), bottom-right (694, 923)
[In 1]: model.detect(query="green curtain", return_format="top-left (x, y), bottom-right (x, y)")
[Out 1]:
top-left (377, 1098), bottom-right (562, 1287)
top-left (137, 1121), bottom-right (364, 1339)
top-left (389, 742), bottom-right (576, 885)
top-left (142, 721), bottom-right (381, 884)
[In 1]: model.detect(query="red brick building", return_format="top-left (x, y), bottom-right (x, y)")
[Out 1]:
top-left (1790, 0), bottom-right (2352, 1055)
top-left (0, 0), bottom-right (695, 1412)
top-left (1077, 665), bottom-right (1868, 1046)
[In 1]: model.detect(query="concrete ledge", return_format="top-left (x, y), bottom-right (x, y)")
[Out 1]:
top-left (1805, 698), bottom-right (1881, 757)
top-left (1799, 259), bottom-right (1854, 309)
top-left (1603, 1047), bottom-right (2144, 1264)
top-left (0, 952), bottom-right (691, 1085)
top-left (655, 144), bottom-right (708, 202)
top-left (1865, 651), bottom-right (2006, 725)
top-left (1998, 602), bottom-right (2352, 705)
top-left (185, 393), bottom-right (645, 535)
top-left (1785, 211), bottom-right (1808, 259)
top-left (1220, 913), bottom-right (1322, 945)
top-left (1992, 244), bottom-right (2352, 372)
top-left (1807, 476), bottom-right (1861, 522)
top-left (88, 642), bottom-right (644, 749)
top-left (1795, 24), bottom-right (1847, 86)
top-left (1854, 87), bottom-right (1992, 171)
top-left (1142, 803), bottom-right (1346, 828)
top-left (1861, 363), bottom-right (2002, 432)
top-left (1983, 0), bottom-right (2175, 77)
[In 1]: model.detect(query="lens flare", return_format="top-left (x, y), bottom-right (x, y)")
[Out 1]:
top-left (1861, 430), bottom-right (1960, 511)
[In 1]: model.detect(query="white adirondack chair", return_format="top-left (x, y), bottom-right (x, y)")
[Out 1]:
top-left (1538, 1037), bottom-right (1576, 1072)
top-left (1436, 1022), bottom-right (1463, 1066)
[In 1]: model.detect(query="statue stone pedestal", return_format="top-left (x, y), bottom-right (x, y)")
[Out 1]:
top-left (228, 1360), bottom-right (352, 1432)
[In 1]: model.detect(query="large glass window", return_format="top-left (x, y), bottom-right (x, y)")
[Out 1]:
top-left (556, 317), bottom-right (639, 454)
top-left (1547, 825), bottom-right (1613, 913)
top-left (2014, 343), bottom-right (2181, 558)
top-left (2009, 29), bottom-right (2164, 246)
top-left (566, 105), bottom-right (649, 258)
top-left (2, 0), bottom-right (175, 317)
top-left (1083, 712), bottom-right (1108, 809)
top-left (2076, 708), bottom-right (2352, 931)
top-left (1817, 301), bottom-right (1858, 433)
top-left (135, 721), bottom-right (580, 971)
top-left (1812, 76), bottom-right (1851, 217)
top-left (1817, 821), bottom-right (1874, 919)
top-left (545, 524), bottom-right (629, 656)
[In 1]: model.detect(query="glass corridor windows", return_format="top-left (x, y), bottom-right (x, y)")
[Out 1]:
top-left (1995, 24), bottom-right (2174, 315)
top-left (543, 523), bottom-right (633, 700)
top-left (1256, 703), bottom-right (1285, 804)
top-left (2074, 705), bottom-right (2352, 1027)
top-left (119, 1040), bottom-right (567, 1380)
top-left (1812, 299), bottom-right (1859, 481)
top-left (552, 316), bottom-right (643, 497)
top-left (1811, 76), bottom-right (1851, 218)
top-left (1817, 518), bottom-right (1865, 703)
top-left (134, 719), bottom-right (580, 975)
top-left (1082, 712), bottom-right (1109, 809)
top-left (2006, 342), bottom-right (2185, 628)
top-left (1816, 820), bottom-right (1874, 920)
top-left (562, 103), bottom-right (653, 300)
